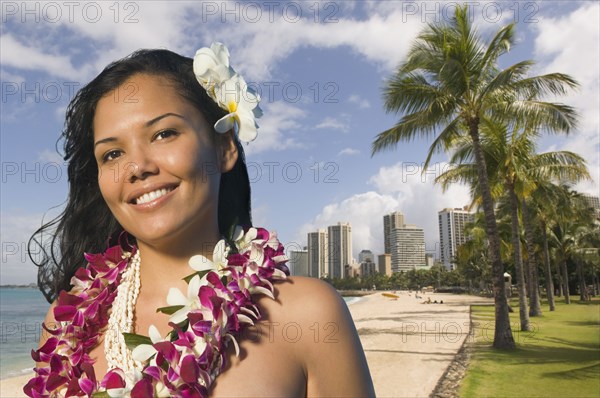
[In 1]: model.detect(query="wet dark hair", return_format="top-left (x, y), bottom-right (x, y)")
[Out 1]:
top-left (28, 49), bottom-right (252, 304)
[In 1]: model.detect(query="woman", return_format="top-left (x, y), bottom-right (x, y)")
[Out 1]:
top-left (26, 44), bottom-right (375, 397)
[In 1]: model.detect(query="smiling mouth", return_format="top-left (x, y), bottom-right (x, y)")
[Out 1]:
top-left (133, 186), bottom-right (177, 205)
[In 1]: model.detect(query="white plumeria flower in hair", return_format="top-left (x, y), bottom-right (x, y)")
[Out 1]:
top-left (193, 42), bottom-right (262, 143)
top-left (193, 42), bottom-right (233, 91)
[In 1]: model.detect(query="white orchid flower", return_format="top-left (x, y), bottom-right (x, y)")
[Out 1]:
top-left (188, 239), bottom-right (229, 273)
top-left (166, 275), bottom-right (203, 324)
top-left (131, 325), bottom-right (164, 363)
top-left (232, 226), bottom-right (258, 253)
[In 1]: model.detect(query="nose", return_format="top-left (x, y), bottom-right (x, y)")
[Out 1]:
top-left (126, 148), bottom-right (159, 183)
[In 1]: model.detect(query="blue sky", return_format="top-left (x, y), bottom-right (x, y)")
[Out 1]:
top-left (1, 1), bottom-right (599, 284)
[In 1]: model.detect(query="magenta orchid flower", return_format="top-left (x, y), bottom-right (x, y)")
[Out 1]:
top-left (25, 226), bottom-right (289, 398)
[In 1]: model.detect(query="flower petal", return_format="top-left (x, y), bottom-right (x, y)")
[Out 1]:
top-left (214, 113), bottom-right (236, 133)
top-left (148, 325), bottom-right (162, 343)
top-left (188, 255), bottom-right (215, 272)
top-left (166, 287), bottom-right (187, 306)
top-left (251, 286), bottom-right (274, 299)
top-left (132, 343), bottom-right (156, 362)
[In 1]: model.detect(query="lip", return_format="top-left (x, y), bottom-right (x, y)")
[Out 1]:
top-left (126, 183), bottom-right (180, 207)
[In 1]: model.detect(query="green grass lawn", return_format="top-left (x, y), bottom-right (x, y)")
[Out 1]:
top-left (460, 297), bottom-right (600, 398)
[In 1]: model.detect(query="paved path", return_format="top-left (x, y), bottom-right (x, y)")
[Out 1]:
top-left (348, 292), bottom-right (493, 398)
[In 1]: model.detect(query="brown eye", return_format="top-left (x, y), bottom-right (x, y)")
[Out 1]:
top-left (102, 149), bottom-right (122, 163)
top-left (154, 129), bottom-right (179, 140)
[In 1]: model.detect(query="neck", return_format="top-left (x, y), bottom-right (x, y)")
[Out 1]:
top-left (134, 226), bottom-right (221, 303)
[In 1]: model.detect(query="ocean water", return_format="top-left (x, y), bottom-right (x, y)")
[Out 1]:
top-left (0, 288), bottom-right (359, 379)
top-left (343, 296), bottom-right (360, 305)
top-left (0, 287), bottom-right (49, 379)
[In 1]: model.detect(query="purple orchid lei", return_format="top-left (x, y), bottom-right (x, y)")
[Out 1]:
top-left (24, 226), bottom-right (290, 398)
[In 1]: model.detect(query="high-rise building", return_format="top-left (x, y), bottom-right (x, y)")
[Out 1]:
top-left (358, 249), bottom-right (374, 263)
top-left (391, 225), bottom-right (426, 272)
top-left (307, 229), bottom-right (328, 278)
top-left (378, 254), bottom-right (392, 276)
top-left (289, 248), bottom-right (309, 276)
top-left (425, 253), bottom-right (434, 269)
top-left (383, 212), bottom-right (405, 254)
top-left (360, 261), bottom-right (377, 277)
top-left (438, 208), bottom-right (475, 271)
top-left (581, 193), bottom-right (600, 219)
top-left (328, 222), bottom-right (352, 279)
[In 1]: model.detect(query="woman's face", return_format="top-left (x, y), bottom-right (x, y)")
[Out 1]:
top-left (93, 73), bottom-right (233, 247)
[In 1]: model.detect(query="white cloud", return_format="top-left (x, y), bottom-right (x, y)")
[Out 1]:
top-left (533, 2), bottom-right (600, 195)
top-left (244, 101), bottom-right (306, 155)
top-left (2, 2), bottom-right (197, 82)
top-left (315, 116), bottom-right (349, 132)
top-left (368, 162), bottom-right (471, 253)
top-left (0, 212), bottom-right (46, 285)
top-left (1, 34), bottom-right (90, 81)
top-left (0, 68), bottom-right (25, 84)
top-left (202, 4), bottom-right (425, 80)
top-left (348, 94), bottom-right (371, 109)
top-left (37, 149), bottom-right (64, 164)
top-left (296, 161), bottom-right (471, 260)
top-left (337, 147), bottom-right (360, 156)
top-left (296, 191), bottom-right (400, 261)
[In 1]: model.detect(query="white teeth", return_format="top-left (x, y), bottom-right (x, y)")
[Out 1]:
top-left (135, 188), bottom-right (173, 205)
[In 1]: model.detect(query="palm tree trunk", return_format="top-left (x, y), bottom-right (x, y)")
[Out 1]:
top-left (577, 260), bottom-right (589, 301)
top-left (522, 200), bottom-right (542, 316)
top-left (541, 220), bottom-right (555, 311)
top-left (562, 259), bottom-right (571, 304)
top-left (469, 123), bottom-right (515, 349)
top-left (507, 186), bottom-right (531, 331)
top-left (556, 262), bottom-right (563, 297)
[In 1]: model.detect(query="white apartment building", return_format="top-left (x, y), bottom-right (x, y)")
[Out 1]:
top-left (328, 222), bottom-right (352, 279)
top-left (391, 225), bottom-right (426, 272)
top-left (438, 208), bottom-right (474, 271)
top-left (307, 229), bottom-right (328, 278)
top-left (383, 212), bottom-right (405, 254)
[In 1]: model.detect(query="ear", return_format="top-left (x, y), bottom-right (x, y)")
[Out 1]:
top-left (219, 130), bottom-right (239, 173)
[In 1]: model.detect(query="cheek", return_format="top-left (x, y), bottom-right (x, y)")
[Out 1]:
top-left (174, 145), bottom-right (220, 184)
top-left (97, 166), bottom-right (121, 206)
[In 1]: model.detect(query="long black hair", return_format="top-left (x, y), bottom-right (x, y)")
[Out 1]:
top-left (28, 49), bottom-right (252, 304)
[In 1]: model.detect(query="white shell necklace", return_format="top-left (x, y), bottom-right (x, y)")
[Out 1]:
top-left (104, 250), bottom-right (143, 373)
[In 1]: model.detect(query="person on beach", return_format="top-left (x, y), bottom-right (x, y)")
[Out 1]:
top-left (25, 43), bottom-right (375, 397)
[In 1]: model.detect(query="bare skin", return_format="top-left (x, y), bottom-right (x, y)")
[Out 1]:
top-left (39, 276), bottom-right (374, 397)
top-left (37, 73), bottom-right (375, 397)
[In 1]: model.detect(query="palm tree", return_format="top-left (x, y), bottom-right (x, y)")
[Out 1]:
top-left (567, 198), bottom-right (599, 301)
top-left (372, 5), bottom-right (579, 347)
top-left (548, 187), bottom-right (597, 303)
top-left (437, 120), bottom-right (588, 328)
top-left (529, 182), bottom-right (561, 310)
top-left (456, 211), bottom-right (513, 298)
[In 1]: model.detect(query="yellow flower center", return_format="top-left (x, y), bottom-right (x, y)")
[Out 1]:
top-left (227, 100), bottom-right (237, 113)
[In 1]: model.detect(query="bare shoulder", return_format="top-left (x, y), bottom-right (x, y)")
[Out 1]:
top-left (259, 276), bottom-right (375, 397)
top-left (271, 276), bottom-right (346, 319)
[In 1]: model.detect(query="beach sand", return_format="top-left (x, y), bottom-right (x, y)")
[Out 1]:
top-left (349, 291), bottom-right (493, 397)
top-left (1, 292), bottom-right (492, 397)
top-left (0, 374), bottom-right (32, 398)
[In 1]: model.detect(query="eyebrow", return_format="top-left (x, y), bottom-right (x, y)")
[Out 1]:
top-left (93, 113), bottom-right (186, 149)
